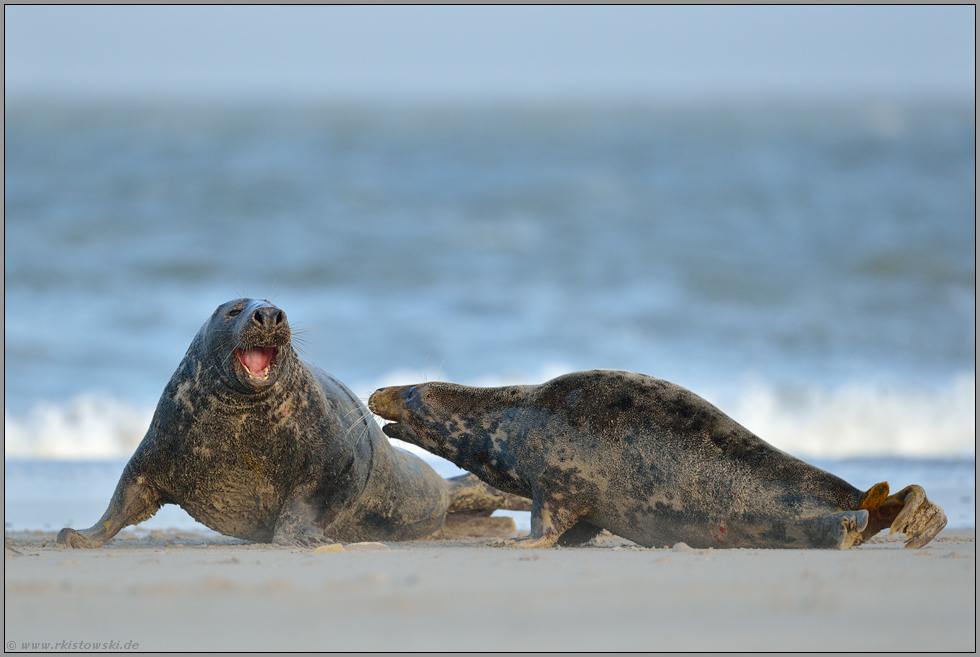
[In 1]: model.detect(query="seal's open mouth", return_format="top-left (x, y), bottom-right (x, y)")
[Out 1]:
top-left (380, 421), bottom-right (410, 442)
top-left (236, 346), bottom-right (277, 380)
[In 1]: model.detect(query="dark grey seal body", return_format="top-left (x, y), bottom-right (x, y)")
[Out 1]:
top-left (369, 369), bottom-right (947, 549)
top-left (58, 298), bottom-right (522, 549)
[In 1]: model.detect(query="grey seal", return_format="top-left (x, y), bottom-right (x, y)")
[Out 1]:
top-left (57, 298), bottom-right (526, 549)
top-left (369, 369), bottom-right (947, 549)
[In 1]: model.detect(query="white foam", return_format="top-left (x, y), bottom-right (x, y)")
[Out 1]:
top-left (4, 395), bottom-right (152, 460)
top-left (719, 373), bottom-right (976, 458)
top-left (5, 371), bottom-right (975, 460)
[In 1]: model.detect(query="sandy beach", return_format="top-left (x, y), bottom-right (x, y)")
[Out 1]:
top-left (5, 528), bottom-right (975, 652)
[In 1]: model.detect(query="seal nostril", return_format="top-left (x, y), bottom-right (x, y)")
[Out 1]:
top-left (253, 309), bottom-right (264, 325)
top-left (275, 311), bottom-right (284, 325)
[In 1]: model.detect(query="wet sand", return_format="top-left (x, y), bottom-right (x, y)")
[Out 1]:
top-left (5, 528), bottom-right (975, 652)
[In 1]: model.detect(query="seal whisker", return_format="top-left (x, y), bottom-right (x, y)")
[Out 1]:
top-left (288, 324), bottom-right (319, 336)
top-left (217, 338), bottom-right (244, 370)
top-left (290, 334), bottom-right (316, 348)
top-left (340, 416), bottom-right (369, 441)
top-left (354, 420), bottom-right (373, 448)
top-left (369, 411), bottom-right (393, 430)
top-left (291, 343), bottom-right (313, 362)
top-left (290, 333), bottom-right (315, 349)
top-left (341, 409), bottom-right (378, 447)
top-left (288, 324), bottom-right (318, 357)
top-left (340, 406), bottom-right (385, 449)
top-left (339, 403), bottom-right (374, 424)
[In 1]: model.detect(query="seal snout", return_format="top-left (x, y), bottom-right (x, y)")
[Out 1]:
top-left (368, 385), bottom-right (414, 423)
top-left (368, 385), bottom-right (444, 448)
top-left (252, 307), bottom-right (285, 327)
top-left (229, 301), bottom-right (290, 383)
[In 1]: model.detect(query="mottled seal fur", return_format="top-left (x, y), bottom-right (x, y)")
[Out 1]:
top-left (58, 298), bottom-right (525, 549)
top-left (369, 369), bottom-right (948, 549)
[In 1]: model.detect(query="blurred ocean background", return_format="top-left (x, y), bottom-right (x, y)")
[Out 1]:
top-left (5, 100), bottom-right (975, 532)
top-left (4, 7), bottom-right (975, 534)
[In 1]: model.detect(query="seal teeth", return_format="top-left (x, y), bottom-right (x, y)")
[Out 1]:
top-left (237, 347), bottom-right (276, 378)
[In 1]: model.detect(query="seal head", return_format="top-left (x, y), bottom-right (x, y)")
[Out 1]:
top-left (206, 299), bottom-right (290, 391)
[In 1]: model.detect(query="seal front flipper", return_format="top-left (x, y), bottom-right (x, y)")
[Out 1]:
top-left (272, 525), bottom-right (338, 548)
top-left (498, 490), bottom-right (589, 549)
top-left (812, 510), bottom-right (870, 549)
top-left (271, 483), bottom-right (337, 548)
top-left (56, 467), bottom-right (161, 549)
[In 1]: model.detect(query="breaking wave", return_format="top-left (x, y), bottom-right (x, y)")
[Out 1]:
top-left (4, 370), bottom-right (975, 460)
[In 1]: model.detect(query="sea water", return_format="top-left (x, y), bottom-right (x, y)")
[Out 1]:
top-left (4, 99), bottom-right (975, 532)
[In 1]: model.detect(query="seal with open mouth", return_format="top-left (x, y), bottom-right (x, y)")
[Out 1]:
top-left (369, 369), bottom-right (947, 549)
top-left (57, 298), bottom-right (526, 548)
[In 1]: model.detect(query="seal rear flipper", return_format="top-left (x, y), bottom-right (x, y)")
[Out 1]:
top-left (56, 470), bottom-right (161, 549)
top-left (886, 485), bottom-right (947, 548)
top-left (440, 513), bottom-right (518, 538)
top-left (445, 473), bottom-right (531, 514)
top-left (854, 482), bottom-right (947, 548)
top-left (441, 474), bottom-right (527, 538)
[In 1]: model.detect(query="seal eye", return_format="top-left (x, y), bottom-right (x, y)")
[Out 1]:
top-left (227, 308), bottom-right (243, 318)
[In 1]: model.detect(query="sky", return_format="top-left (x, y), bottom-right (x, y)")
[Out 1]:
top-left (4, 5), bottom-right (976, 103)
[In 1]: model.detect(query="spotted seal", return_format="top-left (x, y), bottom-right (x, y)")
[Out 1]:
top-left (57, 298), bottom-right (526, 549)
top-left (369, 369), bottom-right (948, 549)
